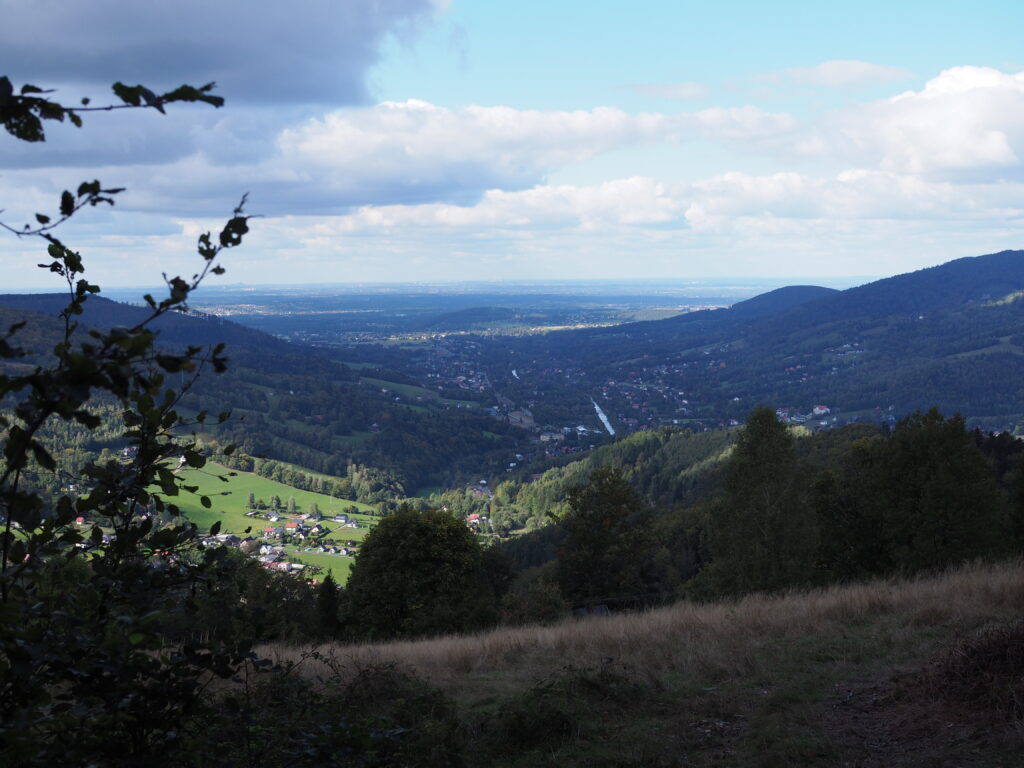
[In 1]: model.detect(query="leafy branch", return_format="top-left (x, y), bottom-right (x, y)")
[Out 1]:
top-left (0, 76), bottom-right (223, 143)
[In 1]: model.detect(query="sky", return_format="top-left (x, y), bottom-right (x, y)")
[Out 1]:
top-left (2, 0), bottom-right (1024, 288)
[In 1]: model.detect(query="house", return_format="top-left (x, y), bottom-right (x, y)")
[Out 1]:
top-left (333, 514), bottom-right (349, 524)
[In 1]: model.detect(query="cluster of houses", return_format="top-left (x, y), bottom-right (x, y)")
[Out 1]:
top-left (194, 507), bottom-right (366, 579)
top-left (252, 509), bottom-right (362, 538)
top-left (775, 405), bottom-right (835, 426)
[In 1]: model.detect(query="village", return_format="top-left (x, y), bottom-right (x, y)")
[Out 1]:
top-left (198, 507), bottom-right (367, 580)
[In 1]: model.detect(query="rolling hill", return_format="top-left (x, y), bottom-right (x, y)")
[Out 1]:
top-left (480, 249), bottom-right (1024, 428)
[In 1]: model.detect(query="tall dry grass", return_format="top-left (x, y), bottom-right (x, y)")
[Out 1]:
top-left (261, 559), bottom-right (1024, 693)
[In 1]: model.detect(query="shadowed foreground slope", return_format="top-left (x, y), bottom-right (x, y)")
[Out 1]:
top-left (264, 560), bottom-right (1024, 767)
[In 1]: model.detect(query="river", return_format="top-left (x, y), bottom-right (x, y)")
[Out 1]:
top-left (591, 398), bottom-right (615, 436)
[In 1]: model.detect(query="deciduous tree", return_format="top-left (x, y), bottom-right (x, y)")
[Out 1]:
top-left (0, 75), bottom-right (252, 766)
top-left (342, 507), bottom-right (500, 639)
top-left (703, 406), bottom-right (817, 594)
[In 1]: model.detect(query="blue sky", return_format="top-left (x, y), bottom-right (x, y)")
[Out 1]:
top-left (2, 0), bottom-right (1024, 287)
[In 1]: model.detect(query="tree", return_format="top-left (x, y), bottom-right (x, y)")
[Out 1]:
top-left (316, 570), bottom-right (341, 637)
top-left (816, 408), bottom-right (1005, 577)
top-left (702, 406), bottom-right (817, 595)
top-left (342, 507), bottom-right (500, 639)
top-left (555, 467), bottom-right (649, 606)
top-left (0, 75), bottom-right (252, 765)
top-left (247, 491), bottom-right (256, 509)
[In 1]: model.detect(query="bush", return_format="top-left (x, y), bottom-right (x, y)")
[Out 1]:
top-left (924, 620), bottom-right (1024, 721)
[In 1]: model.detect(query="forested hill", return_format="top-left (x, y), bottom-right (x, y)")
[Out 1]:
top-left (724, 284), bottom-right (839, 320)
top-left (479, 249), bottom-right (1024, 427)
top-left (0, 293), bottom-right (315, 371)
top-left (777, 249), bottom-right (1024, 325)
top-left (0, 292), bottom-right (526, 494)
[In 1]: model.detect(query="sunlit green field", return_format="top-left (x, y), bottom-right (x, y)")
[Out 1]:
top-left (282, 545), bottom-right (355, 580)
top-left (166, 462), bottom-right (377, 539)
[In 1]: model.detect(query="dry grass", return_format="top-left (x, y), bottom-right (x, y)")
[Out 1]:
top-left (242, 561), bottom-right (1024, 766)
top-left (261, 559), bottom-right (1024, 694)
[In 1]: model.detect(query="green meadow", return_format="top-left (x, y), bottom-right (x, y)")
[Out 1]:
top-left (283, 545), bottom-right (355, 580)
top-left (167, 462), bottom-right (377, 537)
top-left (361, 376), bottom-right (479, 408)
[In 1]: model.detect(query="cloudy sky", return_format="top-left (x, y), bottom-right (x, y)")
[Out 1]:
top-left (3, 0), bottom-right (1024, 288)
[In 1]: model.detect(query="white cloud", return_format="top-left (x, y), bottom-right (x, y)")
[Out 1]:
top-left (253, 101), bottom-right (796, 211)
top-left (277, 101), bottom-right (680, 193)
top-left (693, 106), bottom-right (800, 146)
top-left (281, 170), bottom-right (1024, 245)
top-left (811, 66), bottom-right (1024, 179)
top-left (778, 60), bottom-right (913, 88)
top-left (327, 177), bottom-right (687, 234)
top-left (1, 100), bottom-right (801, 217)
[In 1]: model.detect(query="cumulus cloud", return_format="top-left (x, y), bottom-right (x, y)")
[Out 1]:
top-left (1, 99), bottom-right (802, 217)
top-left (287, 170), bottom-right (1024, 244)
top-left (327, 177), bottom-right (688, 234)
top-left (810, 66), bottom-right (1024, 179)
top-left (775, 60), bottom-right (913, 88)
top-left (225, 169), bottom-right (1024, 283)
top-left (273, 101), bottom-right (685, 206)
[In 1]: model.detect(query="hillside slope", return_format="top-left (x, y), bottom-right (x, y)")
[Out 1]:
top-left (0, 293), bottom-right (526, 491)
top-left (268, 560), bottom-right (1024, 767)
top-left (481, 249), bottom-right (1024, 426)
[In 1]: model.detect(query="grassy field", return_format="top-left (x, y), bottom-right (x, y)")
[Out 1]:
top-left (361, 376), bottom-right (479, 408)
top-left (283, 545), bottom-right (356, 580)
top-left (263, 560), bottom-right (1024, 767)
top-left (167, 462), bottom-right (377, 537)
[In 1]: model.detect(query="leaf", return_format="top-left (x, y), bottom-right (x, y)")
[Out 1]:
top-left (35, 213), bottom-right (50, 225)
top-left (31, 441), bottom-right (56, 471)
top-left (184, 449), bottom-right (206, 468)
top-left (210, 521), bottom-right (222, 536)
top-left (112, 81), bottom-right (142, 106)
top-left (59, 190), bottom-right (74, 217)
top-left (77, 180), bottom-right (100, 197)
